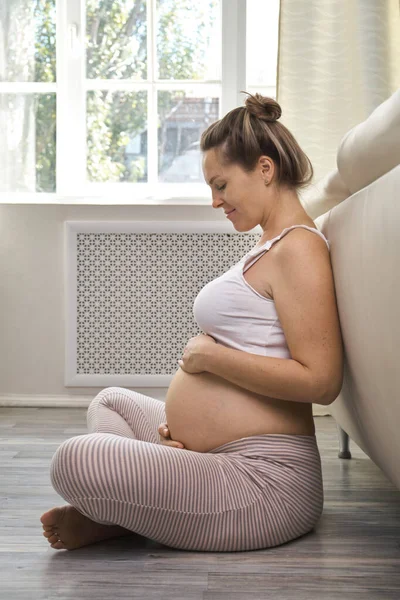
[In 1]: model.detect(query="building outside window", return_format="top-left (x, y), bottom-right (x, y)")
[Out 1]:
top-left (0, 0), bottom-right (280, 202)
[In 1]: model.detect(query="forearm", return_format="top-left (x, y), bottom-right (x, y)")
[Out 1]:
top-left (203, 343), bottom-right (322, 404)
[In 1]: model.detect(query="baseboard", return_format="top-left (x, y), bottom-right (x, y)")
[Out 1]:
top-left (0, 394), bottom-right (94, 407)
top-left (0, 393), bottom-right (332, 415)
top-left (313, 403), bottom-right (332, 416)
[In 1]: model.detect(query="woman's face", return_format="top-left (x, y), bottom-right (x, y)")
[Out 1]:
top-left (202, 148), bottom-right (275, 231)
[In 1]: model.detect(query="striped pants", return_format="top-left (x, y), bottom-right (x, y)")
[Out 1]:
top-left (50, 387), bottom-right (324, 552)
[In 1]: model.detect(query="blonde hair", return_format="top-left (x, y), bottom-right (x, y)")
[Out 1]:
top-left (200, 92), bottom-right (313, 189)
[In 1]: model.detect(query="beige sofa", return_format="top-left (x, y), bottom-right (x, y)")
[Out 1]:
top-left (301, 87), bottom-right (400, 490)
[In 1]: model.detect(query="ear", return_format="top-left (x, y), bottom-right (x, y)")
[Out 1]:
top-left (258, 155), bottom-right (275, 183)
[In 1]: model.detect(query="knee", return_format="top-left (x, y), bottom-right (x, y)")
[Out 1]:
top-left (99, 387), bottom-right (121, 397)
top-left (87, 387), bottom-right (119, 419)
top-left (89, 387), bottom-right (122, 410)
top-left (50, 435), bottom-right (88, 501)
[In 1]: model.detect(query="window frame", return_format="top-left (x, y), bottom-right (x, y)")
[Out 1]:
top-left (1, 0), bottom-right (278, 205)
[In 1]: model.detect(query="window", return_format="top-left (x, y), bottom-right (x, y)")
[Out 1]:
top-left (0, 0), bottom-right (280, 202)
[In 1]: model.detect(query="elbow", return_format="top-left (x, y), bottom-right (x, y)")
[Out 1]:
top-left (302, 365), bottom-right (342, 405)
top-left (317, 380), bottom-right (343, 406)
top-left (319, 393), bottom-right (336, 406)
top-left (320, 358), bottom-right (345, 406)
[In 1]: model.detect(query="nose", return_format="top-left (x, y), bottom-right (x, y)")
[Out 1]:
top-left (211, 191), bottom-right (224, 209)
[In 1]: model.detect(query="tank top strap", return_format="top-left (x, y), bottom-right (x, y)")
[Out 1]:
top-left (242, 225), bottom-right (330, 270)
top-left (278, 225), bottom-right (330, 250)
top-left (264, 225), bottom-right (330, 251)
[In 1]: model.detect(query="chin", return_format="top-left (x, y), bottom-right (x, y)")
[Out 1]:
top-left (232, 220), bottom-right (255, 233)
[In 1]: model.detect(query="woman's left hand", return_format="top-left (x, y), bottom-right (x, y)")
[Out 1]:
top-left (178, 333), bottom-right (217, 374)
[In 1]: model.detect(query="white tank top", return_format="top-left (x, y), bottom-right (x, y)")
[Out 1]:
top-left (193, 225), bottom-right (330, 358)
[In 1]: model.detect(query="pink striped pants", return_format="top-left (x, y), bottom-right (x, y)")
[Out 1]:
top-left (50, 387), bottom-right (324, 552)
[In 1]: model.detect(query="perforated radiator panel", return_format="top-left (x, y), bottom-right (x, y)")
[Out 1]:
top-left (65, 221), bottom-right (261, 387)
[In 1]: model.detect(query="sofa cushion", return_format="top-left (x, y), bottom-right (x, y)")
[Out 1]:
top-left (337, 87), bottom-right (400, 195)
top-left (300, 169), bottom-right (351, 220)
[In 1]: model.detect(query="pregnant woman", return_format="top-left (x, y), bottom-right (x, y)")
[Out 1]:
top-left (41, 93), bottom-right (344, 552)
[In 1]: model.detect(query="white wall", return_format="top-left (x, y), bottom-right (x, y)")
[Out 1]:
top-left (0, 202), bottom-right (329, 415)
top-left (0, 203), bottom-right (219, 402)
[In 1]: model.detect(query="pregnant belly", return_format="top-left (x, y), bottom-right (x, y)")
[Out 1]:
top-left (164, 367), bottom-right (315, 453)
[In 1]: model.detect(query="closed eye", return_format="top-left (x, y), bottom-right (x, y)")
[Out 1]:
top-left (216, 184), bottom-right (226, 191)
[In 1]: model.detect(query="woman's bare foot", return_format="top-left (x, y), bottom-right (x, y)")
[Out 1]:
top-left (40, 505), bottom-right (134, 551)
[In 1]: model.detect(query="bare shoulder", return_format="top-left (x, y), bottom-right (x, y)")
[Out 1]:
top-left (269, 225), bottom-right (333, 305)
top-left (274, 225), bottom-right (329, 254)
top-left (268, 226), bottom-right (331, 293)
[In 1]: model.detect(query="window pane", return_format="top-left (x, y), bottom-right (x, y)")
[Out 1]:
top-left (0, 0), bottom-right (56, 83)
top-left (246, 0), bottom-right (279, 89)
top-left (157, 0), bottom-right (221, 80)
top-left (158, 91), bottom-right (219, 182)
top-left (86, 0), bottom-right (147, 80)
top-left (87, 90), bottom-right (147, 182)
top-left (0, 93), bottom-right (56, 192)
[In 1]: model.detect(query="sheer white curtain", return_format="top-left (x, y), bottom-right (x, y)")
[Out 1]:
top-left (276, 0), bottom-right (400, 186)
top-left (0, 0), bottom-right (37, 192)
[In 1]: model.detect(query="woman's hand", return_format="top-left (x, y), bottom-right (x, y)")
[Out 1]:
top-left (178, 333), bottom-right (217, 374)
top-left (158, 422), bottom-right (185, 449)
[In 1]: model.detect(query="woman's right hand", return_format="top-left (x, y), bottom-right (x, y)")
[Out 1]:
top-left (158, 422), bottom-right (185, 449)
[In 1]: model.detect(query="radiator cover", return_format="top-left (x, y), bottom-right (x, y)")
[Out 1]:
top-left (65, 221), bottom-right (262, 387)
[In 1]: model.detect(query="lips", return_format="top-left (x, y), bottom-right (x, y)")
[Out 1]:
top-left (225, 209), bottom-right (235, 215)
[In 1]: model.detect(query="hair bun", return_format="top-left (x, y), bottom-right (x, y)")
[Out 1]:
top-left (242, 92), bottom-right (282, 122)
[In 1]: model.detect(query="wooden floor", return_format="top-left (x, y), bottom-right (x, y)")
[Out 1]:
top-left (1, 408), bottom-right (399, 600)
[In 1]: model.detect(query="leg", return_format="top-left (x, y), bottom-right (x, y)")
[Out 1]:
top-left (86, 386), bottom-right (166, 442)
top-left (337, 424), bottom-right (352, 459)
top-left (46, 432), bottom-right (324, 552)
top-left (42, 387), bottom-right (166, 549)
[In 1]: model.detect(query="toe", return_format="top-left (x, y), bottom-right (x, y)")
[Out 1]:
top-left (41, 506), bottom-right (67, 528)
top-left (50, 540), bottom-right (66, 550)
top-left (43, 530), bottom-right (53, 538)
top-left (47, 533), bottom-right (60, 544)
top-left (40, 508), bottom-right (57, 527)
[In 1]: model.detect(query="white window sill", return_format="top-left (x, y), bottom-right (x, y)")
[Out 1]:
top-left (0, 183), bottom-right (214, 205)
top-left (0, 194), bottom-right (212, 206)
